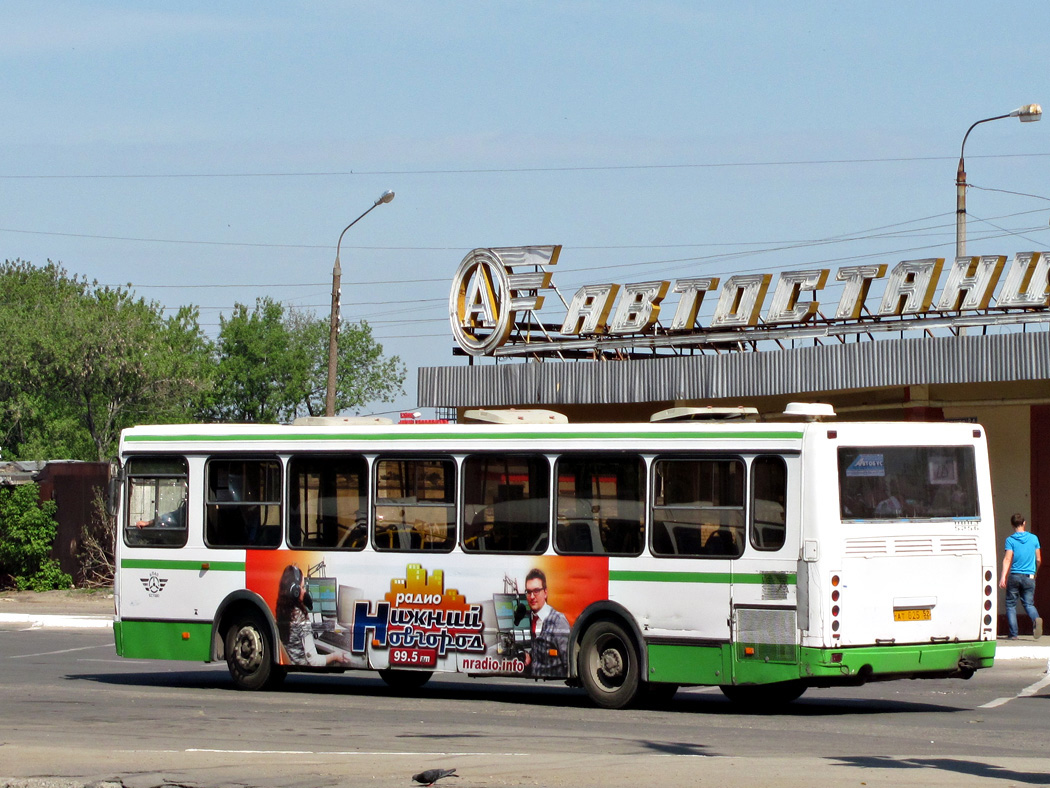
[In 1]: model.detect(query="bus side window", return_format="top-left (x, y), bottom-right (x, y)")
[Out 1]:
top-left (205, 458), bottom-right (282, 548)
top-left (288, 455), bottom-right (368, 550)
top-left (373, 457), bottom-right (456, 552)
top-left (651, 457), bottom-right (745, 558)
top-left (124, 457), bottom-right (189, 548)
top-left (751, 456), bottom-right (787, 551)
top-left (461, 454), bottom-right (549, 554)
top-left (554, 454), bottom-right (644, 556)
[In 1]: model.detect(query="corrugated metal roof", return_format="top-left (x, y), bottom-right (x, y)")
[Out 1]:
top-left (417, 331), bottom-right (1050, 407)
top-left (0, 460), bottom-right (47, 486)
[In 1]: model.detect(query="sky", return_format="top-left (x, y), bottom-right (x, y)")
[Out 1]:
top-left (2, 2), bottom-right (1049, 418)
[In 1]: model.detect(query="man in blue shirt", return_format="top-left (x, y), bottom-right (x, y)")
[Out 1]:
top-left (999, 513), bottom-right (1042, 640)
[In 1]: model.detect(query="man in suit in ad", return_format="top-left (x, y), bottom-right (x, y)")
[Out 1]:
top-left (523, 567), bottom-right (570, 678)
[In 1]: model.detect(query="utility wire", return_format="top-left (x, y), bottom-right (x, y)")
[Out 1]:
top-left (2, 150), bottom-right (1049, 179)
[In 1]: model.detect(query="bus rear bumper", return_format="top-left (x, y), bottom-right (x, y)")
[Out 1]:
top-left (800, 640), bottom-right (995, 684)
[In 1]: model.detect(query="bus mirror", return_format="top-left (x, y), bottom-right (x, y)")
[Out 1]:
top-left (106, 470), bottom-right (122, 518)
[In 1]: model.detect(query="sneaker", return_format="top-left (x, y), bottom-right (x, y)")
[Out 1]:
top-left (1007, 635), bottom-right (1019, 640)
top-left (1035, 617), bottom-right (1043, 641)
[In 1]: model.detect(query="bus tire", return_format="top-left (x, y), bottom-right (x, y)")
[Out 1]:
top-left (578, 620), bottom-right (641, 709)
top-left (225, 613), bottom-right (279, 691)
top-left (379, 668), bottom-right (433, 692)
top-left (719, 680), bottom-right (806, 707)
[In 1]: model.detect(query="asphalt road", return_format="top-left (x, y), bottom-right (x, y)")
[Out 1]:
top-left (1, 625), bottom-right (1049, 788)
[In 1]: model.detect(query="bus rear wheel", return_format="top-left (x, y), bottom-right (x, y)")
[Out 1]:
top-left (578, 620), bottom-right (641, 709)
top-left (379, 668), bottom-right (433, 692)
top-left (225, 614), bottom-right (282, 691)
top-left (719, 680), bottom-right (805, 707)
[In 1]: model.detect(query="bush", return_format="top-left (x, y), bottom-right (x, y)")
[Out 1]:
top-left (78, 491), bottom-right (115, 588)
top-left (0, 483), bottom-right (73, 591)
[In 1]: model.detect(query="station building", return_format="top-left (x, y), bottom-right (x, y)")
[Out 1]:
top-left (418, 245), bottom-right (1050, 629)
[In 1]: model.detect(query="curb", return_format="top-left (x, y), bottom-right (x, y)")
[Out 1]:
top-left (0, 613), bottom-right (112, 629)
top-left (994, 644), bottom-right (1050, 660)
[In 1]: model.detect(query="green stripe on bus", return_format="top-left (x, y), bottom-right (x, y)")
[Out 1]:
top-left (120, 558), bottom-right (245, 571)
top-left (610, 570), bottom-right (796, 584)
top-left (125, 429), bottom-right (804, 443)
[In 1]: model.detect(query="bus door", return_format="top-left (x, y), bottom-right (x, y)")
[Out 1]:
top-left (730, 455), bottom-right (801, 685)
top-left (647, 457), bottom-right (746, 647)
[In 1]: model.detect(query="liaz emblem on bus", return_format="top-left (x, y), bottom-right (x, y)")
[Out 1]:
top-left (139, 572), bottom-right (168, 597)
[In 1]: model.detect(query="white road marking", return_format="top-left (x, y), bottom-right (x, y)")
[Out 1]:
top-left (979, 672), bottom-right (1050, 708)
top-left (9, 644), bottom-right (111, 659)
top-left (181, 749), bottom-right (527, 756)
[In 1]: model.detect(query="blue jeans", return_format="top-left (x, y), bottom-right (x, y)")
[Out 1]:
top-left (1005, 574), bottom-right (1039, 637)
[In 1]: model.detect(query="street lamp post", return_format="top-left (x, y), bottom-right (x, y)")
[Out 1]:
top-left (956, 104), bottom-right (1041, 260)
top-left (325, 189), bottom-right (396, 417)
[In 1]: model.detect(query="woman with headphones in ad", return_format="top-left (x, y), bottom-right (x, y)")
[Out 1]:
top-left (275, 564), bottom-right (349, 667)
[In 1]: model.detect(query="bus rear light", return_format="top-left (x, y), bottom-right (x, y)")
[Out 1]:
top-left (984, 600), bottom-right (992, 611)
top-left (744, 646), bottom-right (755, 656)
top-left (984, 615), bottom-right (993, 625)
top-left (985, 570), bottom-right (993, 582)
top-left (831, 589), bottom-right (840, 602)
top-left (830, 653), bottom-right (843, 663)
top-left (832, 621), bottom-right (840, 632)
top-left (831, 575), bottom-right (840, 587)
top-left (985, 585), bottom-right (993, 597)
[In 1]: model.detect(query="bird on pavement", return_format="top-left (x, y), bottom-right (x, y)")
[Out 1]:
top-left (411, 767), bottom-right (458, 786)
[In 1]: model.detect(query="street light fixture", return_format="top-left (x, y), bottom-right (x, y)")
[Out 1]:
top-left (325, 189), bottom-right (396, 417)
top-left (956, 104), bottom-right (1041, 260)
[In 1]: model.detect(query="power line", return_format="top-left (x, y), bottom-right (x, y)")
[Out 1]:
top-left (2, 151), bottom-right (1049, 179)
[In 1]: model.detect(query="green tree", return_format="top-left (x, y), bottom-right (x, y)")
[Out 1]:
top-left (209, 299), bottom-right (405, 423)
top-left (0, 483), bottom-right (71, 591)
top-left (0, 260), bottom-right (213, 461)
top-left (287, 308), bottom-right (406, 418)
top-left (209, 297), bottom-right (310, 422)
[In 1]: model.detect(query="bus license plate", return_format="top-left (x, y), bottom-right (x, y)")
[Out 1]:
top-left (894, 608), bottom-right (932, 621)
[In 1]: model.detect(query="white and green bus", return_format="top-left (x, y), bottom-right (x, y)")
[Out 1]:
top-left (112, 405), bottom-right (997, 708)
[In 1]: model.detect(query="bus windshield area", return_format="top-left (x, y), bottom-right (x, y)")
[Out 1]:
top-left (838, 446), bottom-right (978, 521)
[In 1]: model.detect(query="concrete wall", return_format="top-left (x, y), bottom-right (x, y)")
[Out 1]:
top-left (944, 403), bottom-right (1034, 633)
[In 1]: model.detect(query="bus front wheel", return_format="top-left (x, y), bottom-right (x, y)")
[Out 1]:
top-left (225, 614), bottom-right (283, 691)
top-left (578, 620), bottom-right (641, 709)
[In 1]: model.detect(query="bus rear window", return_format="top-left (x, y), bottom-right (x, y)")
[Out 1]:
top-left (838, 446), bottom-right (978, 521)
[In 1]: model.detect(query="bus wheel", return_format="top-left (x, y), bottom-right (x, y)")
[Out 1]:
top-left (379, 668), bottom-right (433, 692)
top-left (719, 680), bottom-right (806, 707)
top-left (225, 614), bottom-right (277, 691)
top-left (578, 620), bottom-right (641, 709)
